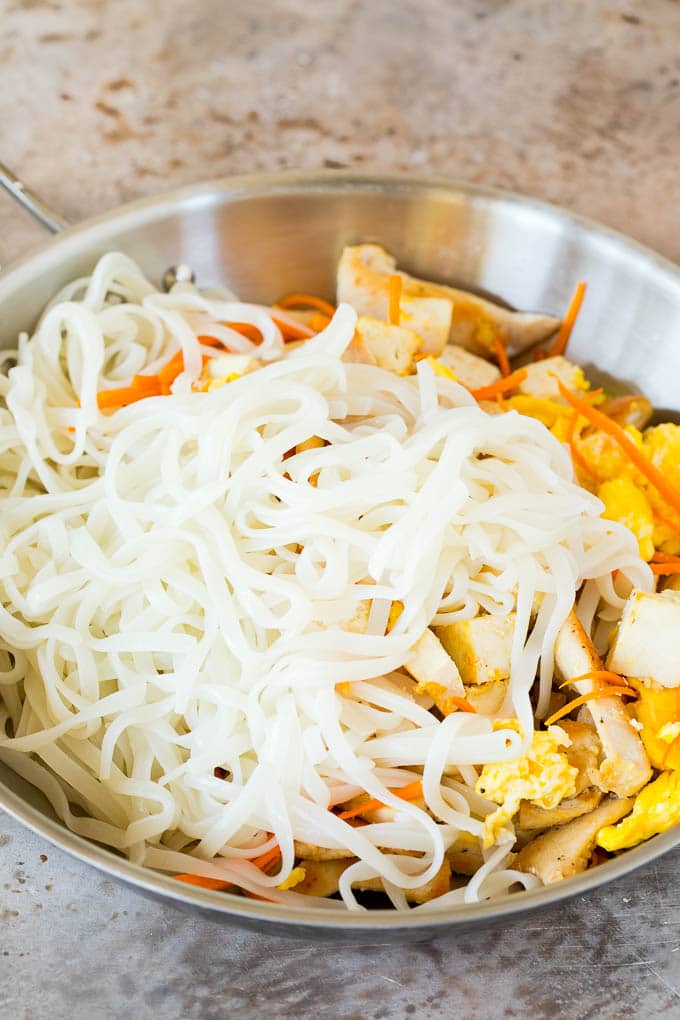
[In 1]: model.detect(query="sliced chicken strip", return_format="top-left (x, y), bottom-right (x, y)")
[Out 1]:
top-left (354, 858), bottom-right (452, 904)
top-left (554, 611), bottom-right (651, 797)
top-left (337, 244), bottom-right (560, 357)
top-left (516, 796), bottom-right (634, 884)
top-left (518, 787), bottom-right (602, 830)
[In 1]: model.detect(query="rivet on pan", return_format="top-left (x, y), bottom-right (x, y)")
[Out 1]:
top-left (162, 264), bottom-right (195, 291)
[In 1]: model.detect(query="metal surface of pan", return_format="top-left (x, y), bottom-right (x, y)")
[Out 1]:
top-left (1, 171), bottom-right (679, 937)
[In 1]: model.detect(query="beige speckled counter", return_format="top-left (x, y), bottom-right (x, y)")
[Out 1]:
top-left (2, 1), bottom-right (680, 1017)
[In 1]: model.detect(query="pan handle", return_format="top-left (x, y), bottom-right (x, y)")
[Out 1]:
top-left (0, 162), bottom-right (69, 234)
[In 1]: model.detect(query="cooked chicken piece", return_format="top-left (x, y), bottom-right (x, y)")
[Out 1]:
top-left (404, 628), bottom-right (466, 702)
top-left (436, 344), bottom-right (501, 390)
top-left (597, 394), bottom-right (653, 430)
top-left (607, 589), bottom-right (680, 688)
top-left (554, 611), bottom-right (651, 796)
top-left (435, 613), bottom-right (514, 685)
top-left (560, 719), bottom-right (602, 794)
top-left (337, 245), bottom-right (560, 357)
top-left (518, 787), bottom-right (603, 830)
top-left (516, 796), bottom-right (634, 884)
top-left (463, 678), bottom-right (508, 715)
top-left (355, 858), bottom-right (452, 903)
top-left (293, 840), bottom-right (356, 861)
top-left (517, 356), bottom-right (587, 402)
top-left (399, 295), bottom-right (452, 356)
top-left (295, 858), bottom-right (353, 897)
top-left (343, 315), bottom-right (421, 375)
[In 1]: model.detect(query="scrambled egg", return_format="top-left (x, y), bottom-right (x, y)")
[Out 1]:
top-left (426, 356), bottom-right (457, 382)
top-left (475, 726), bottom-right (577, 847)
top-left (509, 393), bottom-right (680, 561)
top-left (630, 679), bottom-right (680, 771)
top-left (278, 866), bottom-right (306, 891)
top-left (597, 770), bottom-right (680, 851)
top-left (598, 476), bottom-right (655, 561)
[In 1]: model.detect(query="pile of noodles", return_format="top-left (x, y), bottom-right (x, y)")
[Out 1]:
top-left (0, 254), bottom-right (650, 911)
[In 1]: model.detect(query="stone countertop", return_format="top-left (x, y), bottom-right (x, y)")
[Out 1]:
top-left (1, 1), bottom-right (680, 1017)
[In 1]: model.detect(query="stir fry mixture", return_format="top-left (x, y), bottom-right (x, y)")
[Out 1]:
top-left (0, 243), bottom-right (679, 911)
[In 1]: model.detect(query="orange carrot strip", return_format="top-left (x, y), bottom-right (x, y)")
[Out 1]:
top-left (388, 274), bottom-right (402, 326)
top-left (270, 315), bottom-right (315, 340)
top-left (566, 409), bottom-right (603, 484)
top-left (308, 312), bottom-right (332, 331)
top-left (492, 337), bottom-right (511, 377)
top-left (225, 322), bottom-right (263, 344)
top-left (174, 873), bottom-right (231, 891)
top-left (158, 351), bottom-right (185, 393)
top-left (556, 380), bottom-right (680, 526)
top-left (559, 670), bottom-right (632, 690)
top-left (549, 281), bottom-right (587, 357)
top-left (651, 562), bottom-right (680, 576)
top-left (651, 550), bottom-right (680, 563)
top-left (251, 844), bottom-right (282, 872)
top-left (446, 696), bottom-right (478, 714)
top-left (469, 368), bottom-right (528, 401)
top-left (337, 780), bottom-right (423, 821)
top-left (545, 687), bottom-right (635, 727)
top-left (97, 376), bottom-right (161, 410)
top-left (196, 335), bottom-right (226, 348)
top-left (277, 292), bottom-right (336, 317)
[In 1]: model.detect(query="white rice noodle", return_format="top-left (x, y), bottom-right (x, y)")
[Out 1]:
top-left (0, 253), bottom-right (650, 911)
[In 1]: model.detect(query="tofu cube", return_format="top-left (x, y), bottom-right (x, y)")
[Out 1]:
top-left (436, 344), bottom-right (500, 390)
top-left (607, 589), bottom-right (680, 687)
top-left (345, 316), bottom-right (422, 375)
top-left (518, 355), bottom-right (587, 402)
top-left (463, 678), bottom-right (508, 715)
top-left (403, 628), bottom-right (464, 697)
top-left (435, 613), bottom-right (514, 685)
top-left (399, 296), bottom-right (453, 357)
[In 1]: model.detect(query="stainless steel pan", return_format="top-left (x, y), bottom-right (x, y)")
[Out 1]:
top-left (1, 169), bottom-right (679, 939)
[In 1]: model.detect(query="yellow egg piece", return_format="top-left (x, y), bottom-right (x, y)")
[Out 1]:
top-left (630, 679), bottom-right (680, 771)
top-left (597, 476), bottom-right (655, 561)
top-left (597, 770), bottom-right (680, 852)
top-left (476, 726), bottom-right (577, 848)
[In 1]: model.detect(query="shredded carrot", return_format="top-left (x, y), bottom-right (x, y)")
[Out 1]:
top-left (469, 368), bottom-right (528, 402)
top-left (492, 337), bottom-right (511, 377)
top-left (251, 844), bottom-right (282, 872)
top-left (446, 696), bottom-right (477, 714)
top-left (556, 380), bottom-right (680, 526)
top-left (226, 322), bottom-right (263, 344)
top-left (97, 374), bottom-right (162, 410)
top-left (270, 315), bottom-right (316, 341)
top-left (545, 686), bottom-right (636, 727)
top-left (308, 312), bottom-right (332, 332)
top-left (337, 780), bottom-right (423, 821)
top-left (174, 873), bottom-right (231, 890)
top-left (559, 670), bottom-right (632, 690)
top-left (651, 561), bottom-right (680, 576)
top-left (549, 281), bottom-right (587, 357)
top-left (196, 335), bottom-right (226, 348)
top-left (566, 409), bottom-right (603, 484)
top-left (388, 274), bottom-right (402, 326)
top-left (277, 292), bottom-right (336, 317)
top-left (652, 550), bottom-right (680, 563)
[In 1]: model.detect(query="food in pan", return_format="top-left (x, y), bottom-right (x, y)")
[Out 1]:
top-left (1, 244), bottom-right (679, 911)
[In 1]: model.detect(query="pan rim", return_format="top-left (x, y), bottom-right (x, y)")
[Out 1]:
top-left (1, 169), bottom-right (679, 932)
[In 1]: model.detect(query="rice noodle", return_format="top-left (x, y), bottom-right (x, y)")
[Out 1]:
top-left (0, 253), bottom-right (648, 910)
